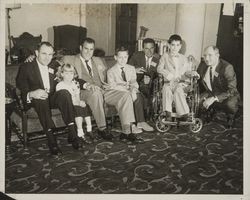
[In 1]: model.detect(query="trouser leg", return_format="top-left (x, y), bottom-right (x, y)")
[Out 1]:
top-left (174, 85), bottom-right (189, 115)
top-left (81, 89), bottom-right (106, 129)
top-left (133, 93), bottom-right (145, 122)
top-left (162, 84), bottom-right (173, 112)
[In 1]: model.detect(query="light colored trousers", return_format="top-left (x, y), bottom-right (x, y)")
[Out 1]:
top-left (162, 83), bottom-right (190, 115)
top-left (81, 89), bottom-right (135, 129)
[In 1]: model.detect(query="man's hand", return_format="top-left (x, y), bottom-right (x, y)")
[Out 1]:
top-left (79, 100), bottom-right (86, 107)
top-left (29, 89), bottom-right (48, 100)
top-left (86, 84), bottom-right (101, 92)
top-left (202, 97), bottom-right (217, 109)
top-left (136, 67), bottom-right (146, 74)
top-left (25, 55), bottom-right (36, 63)
top-left (143, 75), bottom-right (151, 85)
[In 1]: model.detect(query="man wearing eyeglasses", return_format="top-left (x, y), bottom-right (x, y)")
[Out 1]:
top-left (129, 38), bottom-right (160, 121)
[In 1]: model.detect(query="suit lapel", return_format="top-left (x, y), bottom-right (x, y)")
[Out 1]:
top-left (212, 60), bottom-right (222, 90)
top-left (33, 60), bottom-right (45, 89)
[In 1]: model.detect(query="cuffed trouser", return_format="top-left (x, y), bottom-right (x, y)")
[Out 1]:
top-left (133, 93), bottom-right (145, 122)
top-left (162, 83), bottom-right (189, 115)
top-left (81, 89), bottom-right (136, 129)
top-left (104, 90), bottom-right (135, 125)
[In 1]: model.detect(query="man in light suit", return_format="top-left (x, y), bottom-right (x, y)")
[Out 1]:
top-left (129, 38), bottom-right (160, 119)
top-left (197, 46), bottom-right (240, 128)
top-left (157, 34), bottom-right (199, 120)
top-left (107, 46), bottom-right (154, 142)
top-left (62, 38), bottom-right (139, 140)
top-left (16, 42), bottom-right (82, 156)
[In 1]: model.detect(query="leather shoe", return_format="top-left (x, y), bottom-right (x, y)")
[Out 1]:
top-left (49, 145), bottom-right (62, 156)
top-left (86, 131), bottom-right (95, 140)
top-left (163, 111), bottom-right (172, 121)
top-left (120, 133), bottom-right (144, 144)
top-left (97, 129), bottom-right (114, 140)
top-left (179, 114), bottom-right (189, 121)
top-left (81, 135), bottom-right (92, 144)
top-left (72, 138), bottom-right (82, 150)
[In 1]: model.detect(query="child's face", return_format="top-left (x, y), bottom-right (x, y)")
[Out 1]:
top-left (169, 40), bottom-right (182, 55)
top-left (62, 68), bottom-right (74, 82)
top-left (115, 51), bottom-right (129, 66)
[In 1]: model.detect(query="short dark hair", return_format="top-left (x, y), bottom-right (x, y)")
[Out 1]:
top-left (142, 38), bottom-right (155, 47)
top-left (37, 41), bottom-right (54, 51)
top-left (115, 46), bottom-right (129, 55)
top-left (82, 37), bottom-right (95, 46)
top-left (168, 34), bottom-right (182, 44)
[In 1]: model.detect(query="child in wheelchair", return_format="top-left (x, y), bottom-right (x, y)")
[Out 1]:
top-left (156, 34), bottom-right (202, 133)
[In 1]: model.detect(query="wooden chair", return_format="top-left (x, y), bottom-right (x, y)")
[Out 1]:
top-left (10, 32), bottom-right (42, 63)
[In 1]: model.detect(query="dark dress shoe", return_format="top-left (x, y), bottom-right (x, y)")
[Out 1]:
top-left (163, 111), bottom-right (172, 121)
top-left (68, 136), bottom-right (74, 144)
top-left (179, 114), bottom-right (189, 121)
top-left (97, 129), bottom-right (114, 140)
top-left (81, 136), bottom-right (92, 144)
top-left (120, 133), bottom-right (144, 144)
top-left (49, 145), bottom-right (62, 156)
top-left (86, 131), bottom-right (95, 140)
top-left (71, 138), bottom-right (82, 150)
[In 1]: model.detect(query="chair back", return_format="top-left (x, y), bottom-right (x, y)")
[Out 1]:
top-left (53, 24), bottom-right (87, 55)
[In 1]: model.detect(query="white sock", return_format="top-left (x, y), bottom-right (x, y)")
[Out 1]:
top-left (85, 116), bottom-right (92, 132)
top-left (77, 128), bottom-right (84, 138)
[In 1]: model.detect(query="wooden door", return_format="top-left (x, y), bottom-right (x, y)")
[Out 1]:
top-left (216, 3), bottom-right (243, 97)
top-left (116, 4), bottom-right (138, 56)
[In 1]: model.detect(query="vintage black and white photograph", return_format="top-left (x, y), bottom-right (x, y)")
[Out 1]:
top-left (1, 0), bottom-right (249, 199)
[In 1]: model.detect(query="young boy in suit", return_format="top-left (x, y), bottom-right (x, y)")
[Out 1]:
top-left (107, 47), bottom-right (154, 143)
top-left (157, 34), bottom-right (199, 121)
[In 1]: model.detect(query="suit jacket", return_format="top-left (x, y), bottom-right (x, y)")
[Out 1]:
top-left (107, 63), bottom-right (139, 92)
top-left (128, 51), bottom-right (160, 83)
top-left (16, 59), bottom-right (59, 105)
top-left (157, 52), bottom-right (192, 83)
top-left (62, 54), bottom-right (107, 87)
top-left (197, 59), bottom-right (239, 102)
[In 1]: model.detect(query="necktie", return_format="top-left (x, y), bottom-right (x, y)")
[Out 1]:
top-left (121, 67), bottom-right (127, 82)
top-left (85, 60), bottom-right (92, 77)
top-left (209, 66), bottom-right (213, 85)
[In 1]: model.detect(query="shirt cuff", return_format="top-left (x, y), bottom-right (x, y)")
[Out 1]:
top-left (214, 96), bottom-right (219, 102)
top-left (27, 92), bottom-right (31, 103)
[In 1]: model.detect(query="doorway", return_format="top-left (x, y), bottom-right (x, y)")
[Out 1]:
top-left (115, 4), bottom-right (138, 56)
top-left (216, 3), bottom-right (243, 98)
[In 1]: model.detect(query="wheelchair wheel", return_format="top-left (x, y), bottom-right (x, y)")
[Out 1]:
top-left (189, 118), bottom-right (203, 133)
top-left (155, 113), bottom-right (171, 133)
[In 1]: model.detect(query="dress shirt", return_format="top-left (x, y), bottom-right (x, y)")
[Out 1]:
top-left (204, 64), bottom-right (216, 91)
top-left (145, 56), bottom-right (153, 69)
top-left (27, 59), bottom-right (50, 102)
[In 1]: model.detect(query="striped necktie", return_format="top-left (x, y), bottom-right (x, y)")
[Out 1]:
top-left (85, 60), bottom-right (92, 77)
top-left (121, 67), bottom-right (127, 82)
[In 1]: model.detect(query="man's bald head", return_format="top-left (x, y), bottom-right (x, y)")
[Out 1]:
top-left (203, 45), bottom-right (220, 67)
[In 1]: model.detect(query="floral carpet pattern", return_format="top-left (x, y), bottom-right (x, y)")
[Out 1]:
top-left (5, 112), bottom-right (243, 194)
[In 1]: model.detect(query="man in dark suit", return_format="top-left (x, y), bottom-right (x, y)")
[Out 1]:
top-left (16, 42), bottom-right (82, 156)
top-left (128, 38), bottom-right (160, 119)
top-left (197, 45), bottom-right (240, 128)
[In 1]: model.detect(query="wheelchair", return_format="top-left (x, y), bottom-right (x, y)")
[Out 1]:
top-left (152, 74), bottom-right (203, 133)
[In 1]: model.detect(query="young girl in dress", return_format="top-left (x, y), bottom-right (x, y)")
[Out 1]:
top-left (56, 63), bottom-right (92, 141)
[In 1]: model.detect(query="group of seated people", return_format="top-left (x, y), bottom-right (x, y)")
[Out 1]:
top-left (16, 34), bottom-right (240, 156)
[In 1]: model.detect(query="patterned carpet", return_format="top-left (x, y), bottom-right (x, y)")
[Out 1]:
top-left (5, 112), bottom-right (243, 194)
